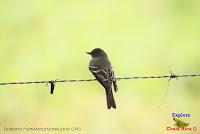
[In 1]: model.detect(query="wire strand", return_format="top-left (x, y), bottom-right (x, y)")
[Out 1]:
top-left (0, 73), bottom-right (200, 85)
top-left (157, 81), bottom-right (170, 111)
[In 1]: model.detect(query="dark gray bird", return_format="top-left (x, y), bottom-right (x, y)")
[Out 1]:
top-left (87, 48), bottom-right (118, 109)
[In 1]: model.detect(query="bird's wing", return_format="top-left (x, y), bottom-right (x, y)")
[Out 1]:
top-left (109, 68), bottom-right (118, 92)
top-left (89, 65), bottom-right (111, 90)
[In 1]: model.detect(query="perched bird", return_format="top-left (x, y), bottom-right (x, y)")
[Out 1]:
top-left (87, 48), bottom-right (118, 109)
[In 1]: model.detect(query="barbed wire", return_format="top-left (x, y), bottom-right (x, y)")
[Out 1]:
top-left (0, 73), bottom-right (200, 86)
top-left (0, 72), bottom-right (200, 94)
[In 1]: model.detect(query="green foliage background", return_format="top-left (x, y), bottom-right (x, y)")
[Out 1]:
top-left (0, 0), bottom-right (200, 133)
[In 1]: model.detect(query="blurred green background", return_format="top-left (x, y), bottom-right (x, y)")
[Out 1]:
top-left (0, 0), bottom-right (200, 134)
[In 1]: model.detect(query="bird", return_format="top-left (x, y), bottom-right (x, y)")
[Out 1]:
top-left (87, 48), bottom-right (118, 109)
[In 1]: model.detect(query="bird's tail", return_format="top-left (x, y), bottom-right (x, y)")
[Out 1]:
top-left (105, 89), bottom-right (116, 109)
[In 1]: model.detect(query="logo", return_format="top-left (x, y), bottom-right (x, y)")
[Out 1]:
top-left (166, 112), bottom-right (197, 132)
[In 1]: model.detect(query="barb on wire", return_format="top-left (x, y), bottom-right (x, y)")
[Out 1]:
top-left (46, 79), bottom-right (58, 94)
top-left (49, 82), bottom-right (55, 94)
top-left (0, 73), bottom-right (200, 86)
top-left (168, 70), bottom-right (178, 81)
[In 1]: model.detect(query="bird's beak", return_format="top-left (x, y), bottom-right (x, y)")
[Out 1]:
top-left (86, 52), bottom-right (91, 55)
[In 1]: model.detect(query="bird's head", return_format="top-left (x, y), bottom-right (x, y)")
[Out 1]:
top-left (86, 48), bottom-right (108, 58)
